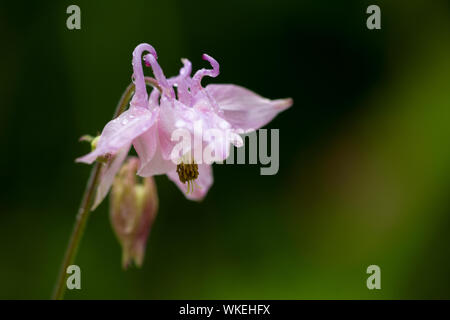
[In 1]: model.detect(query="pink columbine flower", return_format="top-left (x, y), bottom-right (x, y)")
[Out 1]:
top-left (77, 43), bottom-right (293, 205)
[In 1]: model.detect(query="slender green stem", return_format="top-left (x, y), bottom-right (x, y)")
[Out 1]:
top-left (51, 162), bottom-right (102, 300)
top-left (51, 83), bottom-right (135, 300)
top-left (51, 77), bottom-right (161, 300)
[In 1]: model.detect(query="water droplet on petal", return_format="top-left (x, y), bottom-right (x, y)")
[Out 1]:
top-left (175, 120), bottom-right (186, 128)
top-left (218, 119), bottom-right (229, 129)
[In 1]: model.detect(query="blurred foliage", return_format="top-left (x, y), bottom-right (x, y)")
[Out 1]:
top-left (0, 0), bottom-right (450, 299)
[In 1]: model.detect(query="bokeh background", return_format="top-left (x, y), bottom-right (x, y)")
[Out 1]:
top-left (1, 0), bottom-right (450, 299)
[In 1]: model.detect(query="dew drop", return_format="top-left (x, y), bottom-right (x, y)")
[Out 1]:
top-left (219, 120), bottom-right (229, 129)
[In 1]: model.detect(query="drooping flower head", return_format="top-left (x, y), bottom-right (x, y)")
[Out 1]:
top-left (77, 43), bottom-right (293, 205)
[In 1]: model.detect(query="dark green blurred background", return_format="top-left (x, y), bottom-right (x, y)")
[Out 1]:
top-left (1, 0), bottom-right (450, 299)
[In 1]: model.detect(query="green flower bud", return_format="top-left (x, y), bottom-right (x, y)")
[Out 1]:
top-left (91, 136), bottom-right (100, 151)
top-left (79, 134), bottom-right (100, 151)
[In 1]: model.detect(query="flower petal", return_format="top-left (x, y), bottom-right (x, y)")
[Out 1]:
top-left (205, 84), bottom-right (293, 130)
top-left (166, 164), bottom-right (213, 201)
top-left (148, 88), bottom-right (160, 110)
top-left (136, 128), bottom-right (176, 177)
top-left (158, 99), bottom-right (200, 161)
top-left (76, 107), bottom-right (156, 164)
top-left (92, 144), bottom-right (130, 210)
top-left (133, 114), bottom-right (158, 173)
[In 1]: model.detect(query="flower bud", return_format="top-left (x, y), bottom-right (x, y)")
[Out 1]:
top-left (79, 134), bottom-right (100, 151)
top-left (110, 156), bottom-right (158, 269)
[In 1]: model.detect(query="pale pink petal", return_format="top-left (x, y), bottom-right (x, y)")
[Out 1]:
top-left (166, 164), bottom-right (213, 201)
top-left (158, 99), bottom-right (201, 161)
top-left (159, 98), bottom-right (243, 164)
top-left (132, 113), bottom-right (158, 172)
top-left (92, 144), bottom-right (130, 210)
top-left (136, 124), bottom-right (176, 177)
top-left (191, 99), bottom-right (243, 162)
top-left (148, 88), bottom-right (160, 109)
top-left (137, 143), bottom-right (176, 177)
top-left (205, 84), bottom-right (293, 130)
top-left (76, 107), bottom-right (156, 164)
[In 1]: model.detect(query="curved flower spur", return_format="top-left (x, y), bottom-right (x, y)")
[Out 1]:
top-left (77, 43), bottom-right (293, 203)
